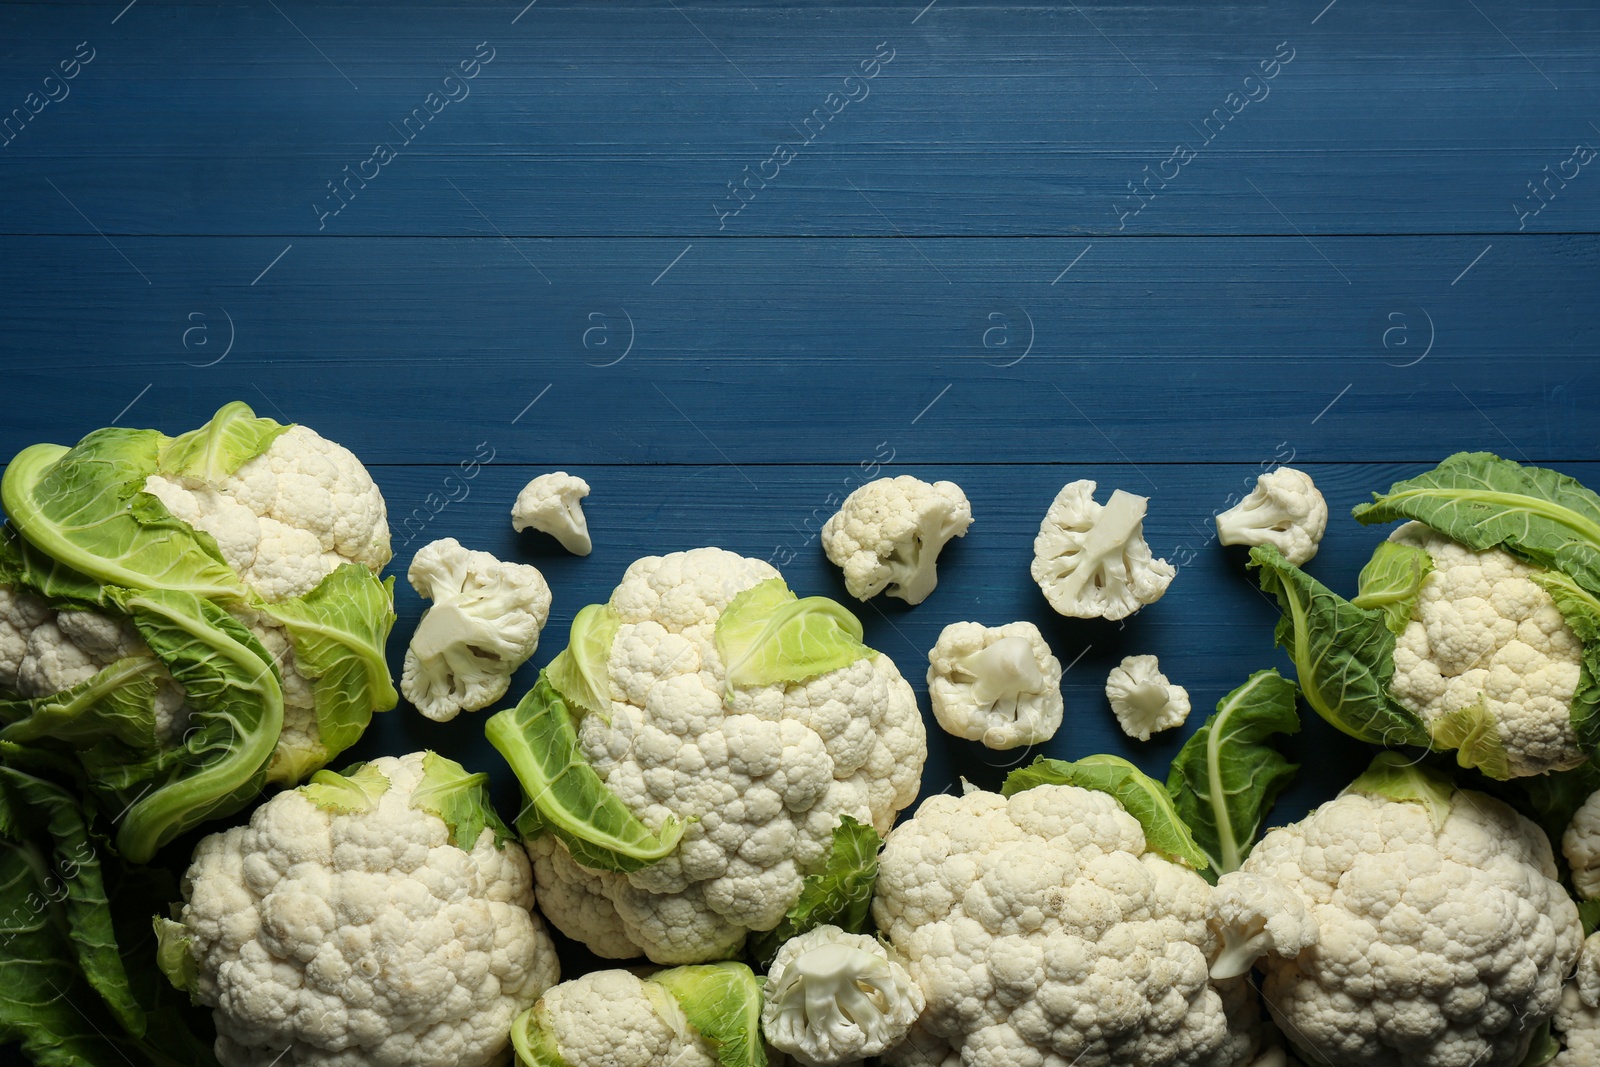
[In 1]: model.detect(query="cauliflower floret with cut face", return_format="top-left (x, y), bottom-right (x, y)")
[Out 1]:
top-left (873, 784), bottom-right (1259, 1067)
top-left (926, 621), bottom-right (1064, 750)
top-left (1563, 789), bottom-right (1600, 900)
top-left (821, 476), bottom-right (972, 605)
top-left (1032, 480), bottom-right (1175, 620)
top-left (1105, 655), bottom-right (1191, 741)
top-left (525, 547), bottom-right (927, 965)
top-left (1207, 871), bottom-right (1319, 980)
top-left (401, 538), bottom-right (551, 722)
top-left (762, 924), bottom-right (923, 1066)
top-left (1240, 778), bottom-right (1583, 1067)
top-left (1214, 468), bottom-right (1328, 566)
top-left (171, 752), bottom-right (559, 1067)
top-left (511, 472), bottom-right (592, 556)
top-left (1386, 522), bottom-right (1586, 777)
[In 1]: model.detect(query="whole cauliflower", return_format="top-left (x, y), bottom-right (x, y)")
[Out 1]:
top-left (1385, 522), bottom-right (1587, 777)
top-left (522, 547), bottom-right (927, 964)
top-left (925, 621), bottom-right (1064, 750)
top-left (1239, 758), bottom-right (1583, 1067)
top-left (821, 476), bottom-right (973, 605)
top-left (762, 924), bottom-right (923, 1066)
top-left (1562, 788), bottom-right (1600, 899)
top-left (401, 538), bottom-right (551, 722)
top-left (1213, 468), bottom-right (1327, 566)
top-left (873, 784), bottom-right (1258, 1067)
top-left (1105, 654), bottom-right (1191, 741)
top-left (163, 751), bottom-right (559, 1067)
top-left (1032, 480), bottom-right (1175, 620)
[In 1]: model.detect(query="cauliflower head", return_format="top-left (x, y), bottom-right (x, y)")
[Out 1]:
top-left (521, 547), bottom-right (926, 964)
top-left (762, 924), bottom-right (923, 1066)
top-left (1032, 480), bottom-right (1175, 620)
top-left (1239, 761), bottom-right (1583, 1067)
top-left (165, 752), bottom-right (558, 1067)
top-left (821, 476), bottom-right (973, 605)
top-left (1563, 788), bottom-right (1600, 900)
top-left (1214, 468), bottom-right (1327, 566)
top-left (401, 538), bottom-right (551, 722)
top-left (926, 621), bottom-right (1064, 750)
top-left (1105, 654), bottom-right (1191, 741)
top-left (511, 472), bottom-right (592, 556)
top-left (873, 784), bottom-right (1257, 1067)
top-left (1206, 871), bottom-right (1318, 981)
top-left (1385, 522), bottom-right (1587, 777)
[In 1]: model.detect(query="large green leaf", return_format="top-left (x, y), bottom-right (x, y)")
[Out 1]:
top-left (652, 962), bottom-right (768, 1067)
top-left (107, 589), bottom-right (284, 863)
top-left (156, 401), bottom-right (289, 483)
top-left (1166, 670), bottom-right (1300, 882)
top-left (1346, 752), bottom-right (1458, 830)
top-left (750, 816), bottom-right (880, 965)
top-left (715, 579), bottom-right (874, 697)
top-left (1352, 452), bottom-right (1600, 596)
top-left (1249, 544), bottom-right (1430, 749)
top-left (0, 656), bottom-right (164, 748)
top-left (486, 674), bottom-right (683, 872)
top-left (1004, 754), bottom-right (1210, 870)
top-left (1, 429), bottom-right (245, 602)
top-left (544, 603), bottom-right (621, 720)
top-left (260, 564), bottom-right (398, 770)
top-left (1352, 540), bottom-right (1434, 635)
top-left (298, 762), bottom-right (391, 815)
top-left (410, 751), bottom-right (514, 851)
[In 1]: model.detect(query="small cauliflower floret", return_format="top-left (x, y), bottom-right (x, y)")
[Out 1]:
top-left (401, 538), bottom-right (551, 722)
top-left (1563, 789), bottom-right (1600, 900)
top-left (762, 925), bottom-right (923, 1066)
top-left (1031, 479), bottom-right (1175, 620)
top-left (167, 752), bottom-right (560, 1067)
top-left (820, 476), bottom-right (972, 605)
top-left (1386, 522), bottom-right (1586, 777)
top-left (1105, 654), bottom-right (1191, 741)
top-left (925, 621), bottom-right (1063, 750)
top-left (1214, 467), bottom-right (1328, 566)
top-left (1240, 764), bottom-right (1583, 1067)
top-left (512, 472), bottom-right (592, 556)
top-left (874, 784), bottom-right (1259, 1067)
top-left (1207, 871), bottom-right (1318, 980)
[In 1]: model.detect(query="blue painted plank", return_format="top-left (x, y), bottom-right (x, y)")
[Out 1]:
top-left (0, 2), bottom-right (1597, 236)
top-left (0, 235), bottom-right (1593, 465)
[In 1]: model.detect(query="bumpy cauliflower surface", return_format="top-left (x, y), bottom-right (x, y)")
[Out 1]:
top-left (528, 547), bottom-right (926, 964)
top-left (873, 785), bottom-right (1257, 1067)
top-left (1206, 871), bottom-right (1318, 981)
top-left (762, 924), bottom-right (923, 1066)
top-left (401, 538), bottom-right (551, 722)
top-left (820, 476), bottom-right (973, 605)
top-left (521, 969), bottom-right (717, 1067)
top-left (1562, 789), bottom-right (1600, 900)
top-left (1385, 522), bottom-right (1586, 777)
top-left (172, 752), bottom-right (559, 1067)
top-left (1213, 468), bottom-right (1328, 566)
top-left (1240, 780), bottom-right (1583, 1067)
top-left (1032, 480), bottom-right (1175, 620)
top-left (925, 621), bottom-right (1064, 750)
top-left (511, 472), bottom-right (592, 556)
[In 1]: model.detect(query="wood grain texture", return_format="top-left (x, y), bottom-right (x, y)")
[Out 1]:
top-left (0, 0), bottom-right (1597, 986)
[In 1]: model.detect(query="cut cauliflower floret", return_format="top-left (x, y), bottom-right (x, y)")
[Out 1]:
top-left (1106, 654), bottom-right (1191, 741)
top-left (1240, 764), bottom-right (1583, 1067)
top-left (1386, 522), bottom-right (1586, 777)
top-left (1214, 467), bottom-right (1328, 566)
top-left (523, 547), bottom-right (927, 965)
top-left (763, 925), bottom-right (923, 1067)
top-left (401, 538), bottom-right (551, 722)
top-left (925, 621), bottom-right (1063, 750)
top-left (167, 752), bottom-right (559, 1067)
top-left (873, 784), bottom-right (1259, 1067)
top-left (821, 476), bottom-right (972, 605)
top-left (1032, 479), bottom-right (1175, 620)
top-left (511, 471), bottom-right (592, 556)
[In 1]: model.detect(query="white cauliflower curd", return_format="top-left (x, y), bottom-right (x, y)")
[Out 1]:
top-left (821, 476), bottom-right (973, 605)
top-left (872, 783), bottom-right (1258, 1067)
top-left (925, 621), bottom-right (1063, 750)
top-left (502, 547), bottom-right (927, 965)
top-left (160, 751), bottom-right (559, 1067)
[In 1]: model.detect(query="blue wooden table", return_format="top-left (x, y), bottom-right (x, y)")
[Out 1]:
top-left (1, 0), bottom-right (1597, 975)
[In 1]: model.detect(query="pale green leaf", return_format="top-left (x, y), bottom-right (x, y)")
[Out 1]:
top-left (156, 402), bottom-right (290, 484)
top-left (715, 578), bottom-right (874, 697)
top-left (1428, 697), bottom-right (1512, 780)
top-left (410, 751), bottom-right (514, 851)
top-left (509, 1004), bottom-right (571, 1067)
top-left (1352, 540), bottom-right (1434, 635)
top-left (544, 603), bottom-right (620, 720)
top-left (1346, 752), bottom-right (1457, 829)
top-left (651, 961), bottom-right (768, 1067)
top-left (299, 763), bottom-right (391, 815)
